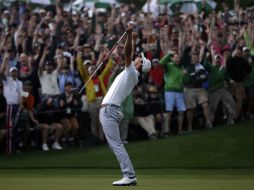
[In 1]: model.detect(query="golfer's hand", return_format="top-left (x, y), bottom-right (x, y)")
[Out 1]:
top-left (126, 21), bottom-right (135, 33)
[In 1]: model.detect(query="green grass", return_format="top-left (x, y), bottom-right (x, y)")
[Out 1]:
top-left (0, 120), bottom-right (254, 190)
top-left (0, 169), bottom-right (254, 190)
top-left (0, 119), bottom-right (253, 169)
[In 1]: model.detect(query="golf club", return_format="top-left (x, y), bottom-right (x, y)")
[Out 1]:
top-left (72, 25), bottom-right (134, 96)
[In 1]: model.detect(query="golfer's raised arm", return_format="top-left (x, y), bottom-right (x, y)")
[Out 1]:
top-left (124, 22), bottom-right (134, 68)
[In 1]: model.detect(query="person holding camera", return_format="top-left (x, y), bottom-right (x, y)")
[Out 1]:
top-left (59, 82), bottom-right (82, 146)
top-left (182, 48), bottom-right (212, 132)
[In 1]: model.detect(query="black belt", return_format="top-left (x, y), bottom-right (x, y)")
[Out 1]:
top-left (100, 104), bottom-right (120, 109)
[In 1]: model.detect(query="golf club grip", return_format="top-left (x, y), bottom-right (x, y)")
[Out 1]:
top-left (78, 31), bottom-right (128, 94)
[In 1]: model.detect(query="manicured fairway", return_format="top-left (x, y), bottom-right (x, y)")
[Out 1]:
top-left (0, 169), bottom-right (254, 190)
top-left (0, 120), bottom-right (253, 190)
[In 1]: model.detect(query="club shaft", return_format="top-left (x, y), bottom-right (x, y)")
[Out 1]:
top-left (78, 31), bottom-right (128, 94)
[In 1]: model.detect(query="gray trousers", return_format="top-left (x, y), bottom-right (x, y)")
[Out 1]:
top-left (99, 105), bottom-right (136, 178)
top-left (119, 118), bottom-right (129, 142)
top-left (209, 88), bottom-right (236, 122)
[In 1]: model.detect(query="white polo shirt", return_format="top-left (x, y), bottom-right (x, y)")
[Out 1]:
top-left (39, 70), bottom-right (60, 95)
top-left (3, 77), bottom-right (23, 105)
top-left (102, 62), bottom-right (139, 106)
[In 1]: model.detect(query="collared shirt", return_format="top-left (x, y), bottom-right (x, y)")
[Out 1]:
top-left (3, 77), bottom-right (23, 105)
top-left (39, 70), bottom-right (60, 95)
top-left (102, 62), bottom-right (139, 106)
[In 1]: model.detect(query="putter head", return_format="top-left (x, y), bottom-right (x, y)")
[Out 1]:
top-left (71, 88), bottom-right (81, 97)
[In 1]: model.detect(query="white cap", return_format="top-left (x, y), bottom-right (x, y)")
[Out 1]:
top-left (152, 58), bottom-right (160, 63)
top-left (9, 67), bottom-right (18, 73)
top-left (214, 54), bottom-right (222, 60)
top-left (140, 52), bottom-right (151, 73)
top-left (83, 59), bottom-right (92, 66)
top-left (243, 47), bottom-right (249, 52)
top-left (39, 9), bottom-right (46, 13)
top-left (3, 10), bottom-right (10, 15)
top-left (72, 11), bottom-right (78, 15)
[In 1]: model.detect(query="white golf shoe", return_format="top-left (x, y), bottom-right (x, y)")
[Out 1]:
top-left (42, 143), bottom-right (49, 151)
top-left (112, 177), bottom-right (137, 186)
top-left (52, 142), bottom-right (63, 150)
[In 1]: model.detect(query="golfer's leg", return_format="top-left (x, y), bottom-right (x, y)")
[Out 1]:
top-left (119, 118), bottom-right (129, 142)
top-left (99, 108), bottom-right (135, 178)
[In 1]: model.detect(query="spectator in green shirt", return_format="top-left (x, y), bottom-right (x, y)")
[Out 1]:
top-left (201, 47), bottom-right (236, 125)
top-left (160, 52), bottom-right (186, 135)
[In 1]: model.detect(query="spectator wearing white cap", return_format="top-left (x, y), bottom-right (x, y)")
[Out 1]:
top-left (0, 52), bottom-right (23, 154)
top-left (149, 58), bottom-right (164, 87)
top-left (201, 46), bottom-right (236, 125)
top-left (77, 52), bottom-right (114, 141)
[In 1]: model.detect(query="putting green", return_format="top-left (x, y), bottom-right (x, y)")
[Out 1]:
top-left (0, 169), bottom-right (254, 190)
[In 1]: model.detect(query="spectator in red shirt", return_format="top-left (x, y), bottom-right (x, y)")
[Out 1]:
top-left (149, 58), bottom-right (164, 88)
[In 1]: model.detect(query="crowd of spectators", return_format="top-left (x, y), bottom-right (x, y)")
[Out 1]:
top-left (0, 0), bottom-right (254, 154)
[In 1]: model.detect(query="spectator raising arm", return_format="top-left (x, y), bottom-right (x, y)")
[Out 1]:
top-left (0, 51), bottom-right (10, 80)
top-left (160, 53), bottom-right (172, 68)
top-left (55, 51), bottom-right (64, 73)
top-left (0, 33), bottom-right (8, 53)
top-left (77, 52), bottom-right (89, 82)
top-left (94, 33), bottom-right (103, 52)
top-left (38, 47), bottom-right (49, 75)
top-left (71, 27), bottom-right (82, 51)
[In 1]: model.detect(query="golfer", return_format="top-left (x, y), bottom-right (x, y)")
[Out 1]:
top-left (99, 22), bottom-right (151, 186)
